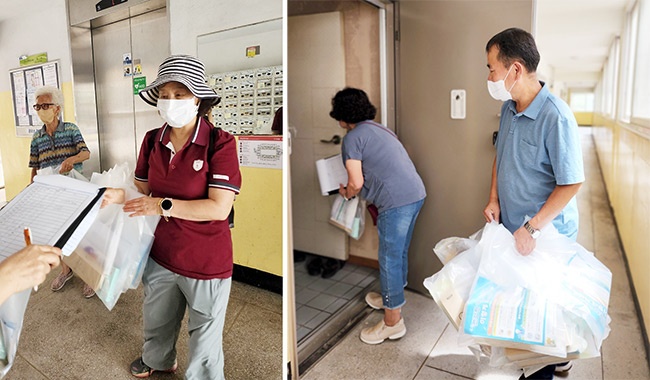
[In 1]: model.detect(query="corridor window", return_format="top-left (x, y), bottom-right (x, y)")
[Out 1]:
top-left (601, 39), bottom-right (619, 118)
top-left (618, 2), bottom-right (639, 122)
top-left (632, 0), bottom-right (650, 124)
top-left (570, 92), bottom-right (595, 112)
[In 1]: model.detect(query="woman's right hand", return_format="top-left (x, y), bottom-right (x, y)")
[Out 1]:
top-left (123, 196), bottom-right (161, 218)
top-left (483, 199), bottom-right (500, 223)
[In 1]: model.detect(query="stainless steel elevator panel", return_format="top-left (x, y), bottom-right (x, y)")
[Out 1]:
top-left (91, 9), bottom-right (169, 170)
top-left (93, 20), bottom-right (137, 169)
top-left (70, 25), bottom-right (101, 176)
top-left (130, 9), bottom-right (169, 155)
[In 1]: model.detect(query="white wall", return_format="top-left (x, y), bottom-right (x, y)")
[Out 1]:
top-left (0, 0), bottom-right (75, 200)
top-left (0, 0), bottom-right (72, 90)
top-left (197, 18), bottom-right (282, 74)
top-left (169, 0), bottom-right (283, 57)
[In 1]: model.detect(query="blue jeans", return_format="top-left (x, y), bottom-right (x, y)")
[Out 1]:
top-left (376, 199), bottom-right (424, 309)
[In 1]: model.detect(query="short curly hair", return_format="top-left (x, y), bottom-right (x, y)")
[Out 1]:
top-left (34, 85), bottom-right (64, 106)
top-left (329, 87), bottom-right (376, 124)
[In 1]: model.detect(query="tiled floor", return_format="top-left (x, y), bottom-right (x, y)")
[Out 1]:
top-left (300, 128), bottom-right (650, 380)
top-left (4, 276), bottom-right (282, 380)
top-left (295, 255), bottom-right (379, 342)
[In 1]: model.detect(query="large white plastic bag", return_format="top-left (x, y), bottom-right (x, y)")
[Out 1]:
top-left (76, 163), bottom-right (159, 310)
top-left (433, 236), bottom-right (478, 266)
top-left (424, 227), bottom-right (483, 329)
top-left (0, 289), bottom-right (30, 378)
top-left (461, 222), bottom-right (611, 358)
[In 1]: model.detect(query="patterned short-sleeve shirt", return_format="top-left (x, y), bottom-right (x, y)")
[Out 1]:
top-left (29, 120), bottom-right (89, 173)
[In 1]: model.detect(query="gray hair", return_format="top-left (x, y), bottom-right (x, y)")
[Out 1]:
top-left (34, 85), bottom-right (64, 106)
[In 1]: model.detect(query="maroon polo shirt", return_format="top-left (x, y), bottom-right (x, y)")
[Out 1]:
top-left (135, 118), bottom-right (242, 279)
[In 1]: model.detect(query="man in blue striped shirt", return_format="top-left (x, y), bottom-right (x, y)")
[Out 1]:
top-left (29, 85), bottom-right (93, 297)
top-left (28, 86), bottom-right (90, 182)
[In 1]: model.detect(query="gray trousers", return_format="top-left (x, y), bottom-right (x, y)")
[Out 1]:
top-left (141, 258), bottom-right (231, 380)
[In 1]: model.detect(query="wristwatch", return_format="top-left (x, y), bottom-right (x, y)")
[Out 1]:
top-left (524, 221), bottom-right (540, 239)
top-left (160, 198), bottom-right (173, 221)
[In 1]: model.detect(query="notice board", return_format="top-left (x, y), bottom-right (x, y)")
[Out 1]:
top-left (9, 61), bottom-right (61, 137)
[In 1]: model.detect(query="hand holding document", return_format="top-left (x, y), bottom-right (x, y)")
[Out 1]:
top-left (0, 174), bottom-right (103, 377)
top-left (316, 154), bottom-right (348, 196)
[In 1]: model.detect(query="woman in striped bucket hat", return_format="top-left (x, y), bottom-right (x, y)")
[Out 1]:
top-left (104, 55), bottom-right (241, 379)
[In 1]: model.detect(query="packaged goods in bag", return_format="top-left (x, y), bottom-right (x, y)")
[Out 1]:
top-left (329, 194), bottom-right (366, 240)
top-left (425, 222), bottom-right (612, 368)
top-left (67, 163), bottom-right (159, 310)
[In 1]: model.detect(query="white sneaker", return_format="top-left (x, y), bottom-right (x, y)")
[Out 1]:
top-left (554, 361), bottom-right (573, 374)
top-left (360, 318), bottom-right (406, 345)
top-left (365, 292), bottom-right (384, 310)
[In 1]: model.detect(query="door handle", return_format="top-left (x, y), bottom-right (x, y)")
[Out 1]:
top-left (320, 135), bottom-right (341, 145)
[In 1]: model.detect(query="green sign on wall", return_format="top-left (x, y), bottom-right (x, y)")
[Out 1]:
top-left (133, 76), bottom-right (147, 95)
top-left (20, 53), bottom-right (48, 67)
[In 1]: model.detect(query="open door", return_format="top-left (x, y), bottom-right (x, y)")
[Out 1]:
top-left (289, 11), bottom-right (348, 260)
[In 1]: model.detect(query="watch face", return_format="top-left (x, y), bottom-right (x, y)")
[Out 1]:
top-left (161, 199), bottom-right (173, 210)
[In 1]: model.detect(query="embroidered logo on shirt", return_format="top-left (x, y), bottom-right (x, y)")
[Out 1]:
top-left (213, 174), bottom-right (229, 181)
top-left (193, 160), bottom-right (204, 171)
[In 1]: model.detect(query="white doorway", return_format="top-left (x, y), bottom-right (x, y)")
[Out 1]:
top-left (288, 0), bottom-right (391, 375)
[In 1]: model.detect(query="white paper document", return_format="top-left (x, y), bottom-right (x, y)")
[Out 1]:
top-left (0, 174), bottom-right (104, 376)
top-left (315, 154), bottom-right (348, 196)
top-left (0, 174), bottom-right (103, 259)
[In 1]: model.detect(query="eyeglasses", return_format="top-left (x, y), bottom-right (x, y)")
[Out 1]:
top-left (33, 103), bottom-right (57, 111)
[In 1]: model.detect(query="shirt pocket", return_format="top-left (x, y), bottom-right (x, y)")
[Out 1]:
top-left (518, 139), bottom-right (539, 168)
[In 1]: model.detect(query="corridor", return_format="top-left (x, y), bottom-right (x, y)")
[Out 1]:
top-left (301, 128), bottom-right (650, 380)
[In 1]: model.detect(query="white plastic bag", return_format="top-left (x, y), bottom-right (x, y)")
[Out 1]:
top-left (36, 165), bottom-right (88, 181)
top-left (329, 194), bottom-right (366, 240)
top-left (425, 222), bottom-right (612, 365)
top-left (71, 163), bottom-right (159, 310)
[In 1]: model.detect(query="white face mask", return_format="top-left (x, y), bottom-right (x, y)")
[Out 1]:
top-left (157, 98), bottom-right (199, 128)
top-left (487, 65), bottom-right (517, 101)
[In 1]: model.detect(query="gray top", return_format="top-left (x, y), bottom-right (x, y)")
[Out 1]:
top-left (341, 120), bottom-right (426, 212)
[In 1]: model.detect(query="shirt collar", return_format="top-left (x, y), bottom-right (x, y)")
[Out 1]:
top-left (39, 119), bottom-right (64, 136)
top-left (160, 117), bottom-right (210, 147)
top-left (506, 81), bottom-right (548, 120)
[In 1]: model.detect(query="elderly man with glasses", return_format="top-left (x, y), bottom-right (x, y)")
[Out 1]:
top-left (28, 85), bottom-right (93, 297)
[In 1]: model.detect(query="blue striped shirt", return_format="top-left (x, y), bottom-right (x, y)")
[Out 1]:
top-left (29, 120), bottom-right (89, 173)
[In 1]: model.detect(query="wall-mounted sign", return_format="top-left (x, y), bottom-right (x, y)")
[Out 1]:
top-left (96, 0), bottom-right (128, 12)
top-left (9, 60), bottom-right (61, 137)
top-left (20, 53), bottom-right (48, 67)
top-left (246, 46), bottom-right (260, 58)
top-left (238, 136), bottom-right (282, 169)
top-left (133, 76), bottom-right (146, 95)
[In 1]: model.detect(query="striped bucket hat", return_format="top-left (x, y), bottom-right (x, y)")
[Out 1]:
top-left (139, 55), bottom-right (220, 107)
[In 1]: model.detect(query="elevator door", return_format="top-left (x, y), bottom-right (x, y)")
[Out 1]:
top-left (92, 9), bottom-right (169, 170)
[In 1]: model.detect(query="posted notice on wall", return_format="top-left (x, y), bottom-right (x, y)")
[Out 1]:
top-left (238, 136), bottom-right (282, 169)
top-left (9, 60), bottom-right (61, 137)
